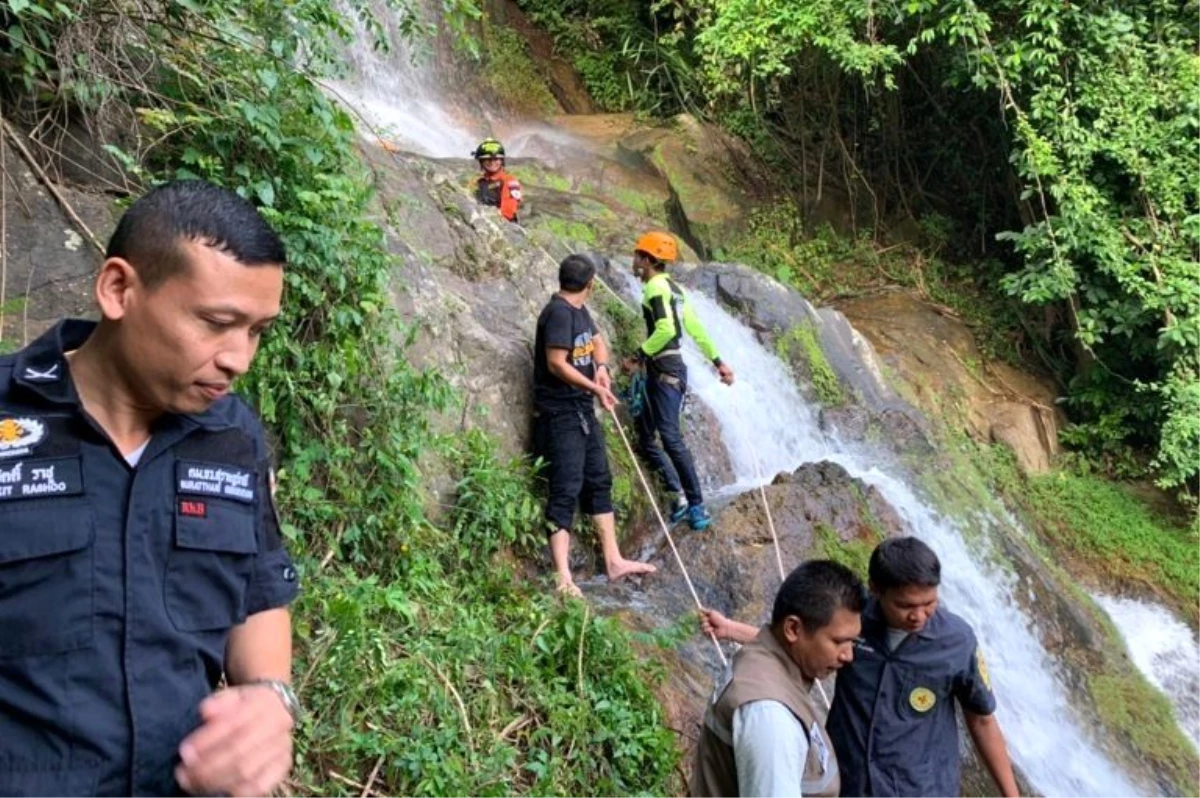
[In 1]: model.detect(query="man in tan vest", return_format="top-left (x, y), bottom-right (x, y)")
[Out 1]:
top-left (692, 560), bottom-right (866, 797)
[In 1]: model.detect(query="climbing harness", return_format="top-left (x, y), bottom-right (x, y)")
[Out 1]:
top-left (596, 272), bottom-right (834, 704)
top-left (606, 406), bottom-right (728, 666)
top-left (620, 370), bottom-right (647, 419)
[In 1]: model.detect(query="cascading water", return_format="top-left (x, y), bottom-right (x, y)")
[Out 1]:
top-left (619, 272), bottom-right (1142, 795)
top-left (329, 9), bottom-right (477, 157)
top-left (1094, 594), bottom-right (1199, 752)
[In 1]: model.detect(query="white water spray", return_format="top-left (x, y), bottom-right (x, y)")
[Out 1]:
top-left (664, 285), bottom-right (1142, 796)
top-left (330, 12), bottom-right (477, 157)
top-left (1094, 594), bottom-right (1199, 752)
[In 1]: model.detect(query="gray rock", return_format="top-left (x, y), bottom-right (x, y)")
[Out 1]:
top-left (0, 146), bottom-right (115, 347)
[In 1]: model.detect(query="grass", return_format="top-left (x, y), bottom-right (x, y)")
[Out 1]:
top-left (814, 522), bottom-right (882, 577)
top-left (1018, 468), bottom-right (1199, 620)
top-left (540, 217), bottom-right (597, 248)
top-left (1087, 672), bottom-right (1198, 796)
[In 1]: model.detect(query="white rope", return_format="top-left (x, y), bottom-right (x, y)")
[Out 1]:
top-left (598, 272), bottom-right (830, 704)
top-left (815, 678), bottom-right (831, 710)
top-left (734, 388), bottom-right (787, 583)
top-left (606, 406), bottom-right (727, 666)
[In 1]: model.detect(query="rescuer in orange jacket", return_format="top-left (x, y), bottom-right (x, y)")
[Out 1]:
top-left (472, 138), bottom-right (522, 222)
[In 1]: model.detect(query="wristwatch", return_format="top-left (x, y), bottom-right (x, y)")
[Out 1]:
top-left (249, 679), bottom-right (302, 722)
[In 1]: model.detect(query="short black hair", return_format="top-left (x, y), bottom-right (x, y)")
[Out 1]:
top-left (868, 537), bottom-right (941, 592)
top-left (105, 180), bottom-right (287, 289)
top-left (772, 559), bottom-right (866, 632)
top-left (559, 252), bottom-right (602, 292)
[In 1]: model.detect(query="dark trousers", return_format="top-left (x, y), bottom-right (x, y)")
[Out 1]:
top-left (534, 407), bottom-right (614, 532)
top-left (634, 371), bottom-right (704, 506)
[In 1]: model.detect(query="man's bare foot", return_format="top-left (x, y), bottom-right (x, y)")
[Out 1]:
top-left (606, 558), bottom-right (658, 582)
top-left (556, 577), bottom-right (584, 598)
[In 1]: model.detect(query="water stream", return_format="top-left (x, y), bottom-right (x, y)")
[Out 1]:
top-left (334, 12), bottom-right (1166, 791)
top-left (616, 272), bottom-right (1143, 796)
top-left (330, 11), bottom-right (477, 157)
top-left (1094, 594), bottom-right (1199, 752)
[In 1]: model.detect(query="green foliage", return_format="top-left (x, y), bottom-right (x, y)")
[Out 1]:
top-left (693, 0), bottom-right (1199, 487)
top-left (521, 0), bottom-right (1199, 488)
top-left (776, 323), bottom-right (846, 406)
top-left (513, 0), bottom-right (700, 114)
top-left (1023, 466), bottom-right (1199, 619)
top-left (293, 570), bottom-right (680, 796)
top-left (1, 1), bottom-right (680, 794)
top-left (972, 444), bottom-right (1199, 621)
top-left (1087, 672), bottom-right (1198, 797)
top-left (449, 429), bottom-right (546, 559)
top-left (814, 522), bottom-right (880, 578)
top-left (479, 19), bottom-right (559, 116)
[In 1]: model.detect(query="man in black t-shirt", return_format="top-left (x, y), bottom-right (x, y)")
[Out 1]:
top-left (533, 253), bottom-right (657, 597)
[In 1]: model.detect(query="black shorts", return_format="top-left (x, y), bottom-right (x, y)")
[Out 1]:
top-left (534, 406), bottom-right (614, 532)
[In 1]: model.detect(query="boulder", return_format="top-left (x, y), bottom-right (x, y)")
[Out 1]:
top-left (617, 115), bottom-right (755, 259)
top-left (837, 290), bottom-right (1063, 474)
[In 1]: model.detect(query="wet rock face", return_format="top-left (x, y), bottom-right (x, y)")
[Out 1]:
top-left (837, 290), bottom-right (1063, 475)
top-left (681, 395), bottom-right (736, 495)
top-left (674, 260), bottom-right (934, 457)
top-left (588, 460), bottom-right (907, 784)
top-left (616, 115), bottom-right (756, 259)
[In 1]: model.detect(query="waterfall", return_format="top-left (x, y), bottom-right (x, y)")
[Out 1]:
top-left (328, 9), bottom-right (478, 157)
top-left (642, 279), bottom-right (1143, 796)
top-left (1094, 594), bottom-right (1199, 751)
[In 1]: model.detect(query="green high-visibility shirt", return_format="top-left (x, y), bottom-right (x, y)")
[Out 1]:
top-left (639, 272), bottom-right (720, 362)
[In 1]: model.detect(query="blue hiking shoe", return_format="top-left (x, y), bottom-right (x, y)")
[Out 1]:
top-left (687, 504), bottom-right (712, 531)
top-left (669, 495), bottom-right (689, 524)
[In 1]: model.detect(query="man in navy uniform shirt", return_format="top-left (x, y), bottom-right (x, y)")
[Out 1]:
top-left (702, 537), bottom-right (1019, 797)
top-left (0, 180), bottom-right (300, 796)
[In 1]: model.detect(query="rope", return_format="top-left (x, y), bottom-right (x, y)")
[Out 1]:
top-left (730, 390), bottom-right (830, 710)
top-left (735, 388), bottom-right (786, 583)
top-left (606, 406), bottom-right (727, 666)
top-left (597, 272), bottom-right (819, 699)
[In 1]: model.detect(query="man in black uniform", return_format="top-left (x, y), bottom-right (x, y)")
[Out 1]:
top-left (0, 180), bottom-right (300, 796)
top-left (533, 252), bottom-right (656, 597)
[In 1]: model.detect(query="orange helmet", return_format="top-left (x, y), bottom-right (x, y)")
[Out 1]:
top-left (634, 231), bottom-right (679, 263)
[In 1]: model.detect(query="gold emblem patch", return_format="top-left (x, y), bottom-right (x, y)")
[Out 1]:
top-left (0, 417), bottom-right (46, 458)
top-left (977, 648), bottom-right (992, 691)
top-left (909, 687), bottom-right (936, 712)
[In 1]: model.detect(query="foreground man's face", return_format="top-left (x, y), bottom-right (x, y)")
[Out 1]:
top-left (118, 241), bottom-right (283, 414)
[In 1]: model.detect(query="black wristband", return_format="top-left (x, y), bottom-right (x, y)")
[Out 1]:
top-left (712, 357), bottom-right (724, 368)
top-left (596, 362), bottom-right (609, 370)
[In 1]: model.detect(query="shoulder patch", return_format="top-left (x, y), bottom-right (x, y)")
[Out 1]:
top-left (0, 417), bottom-right (47, 459)
top-left (976, 648), bottom-right (991, 691)
top-left (22, 362), bottom-right (62, 382)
